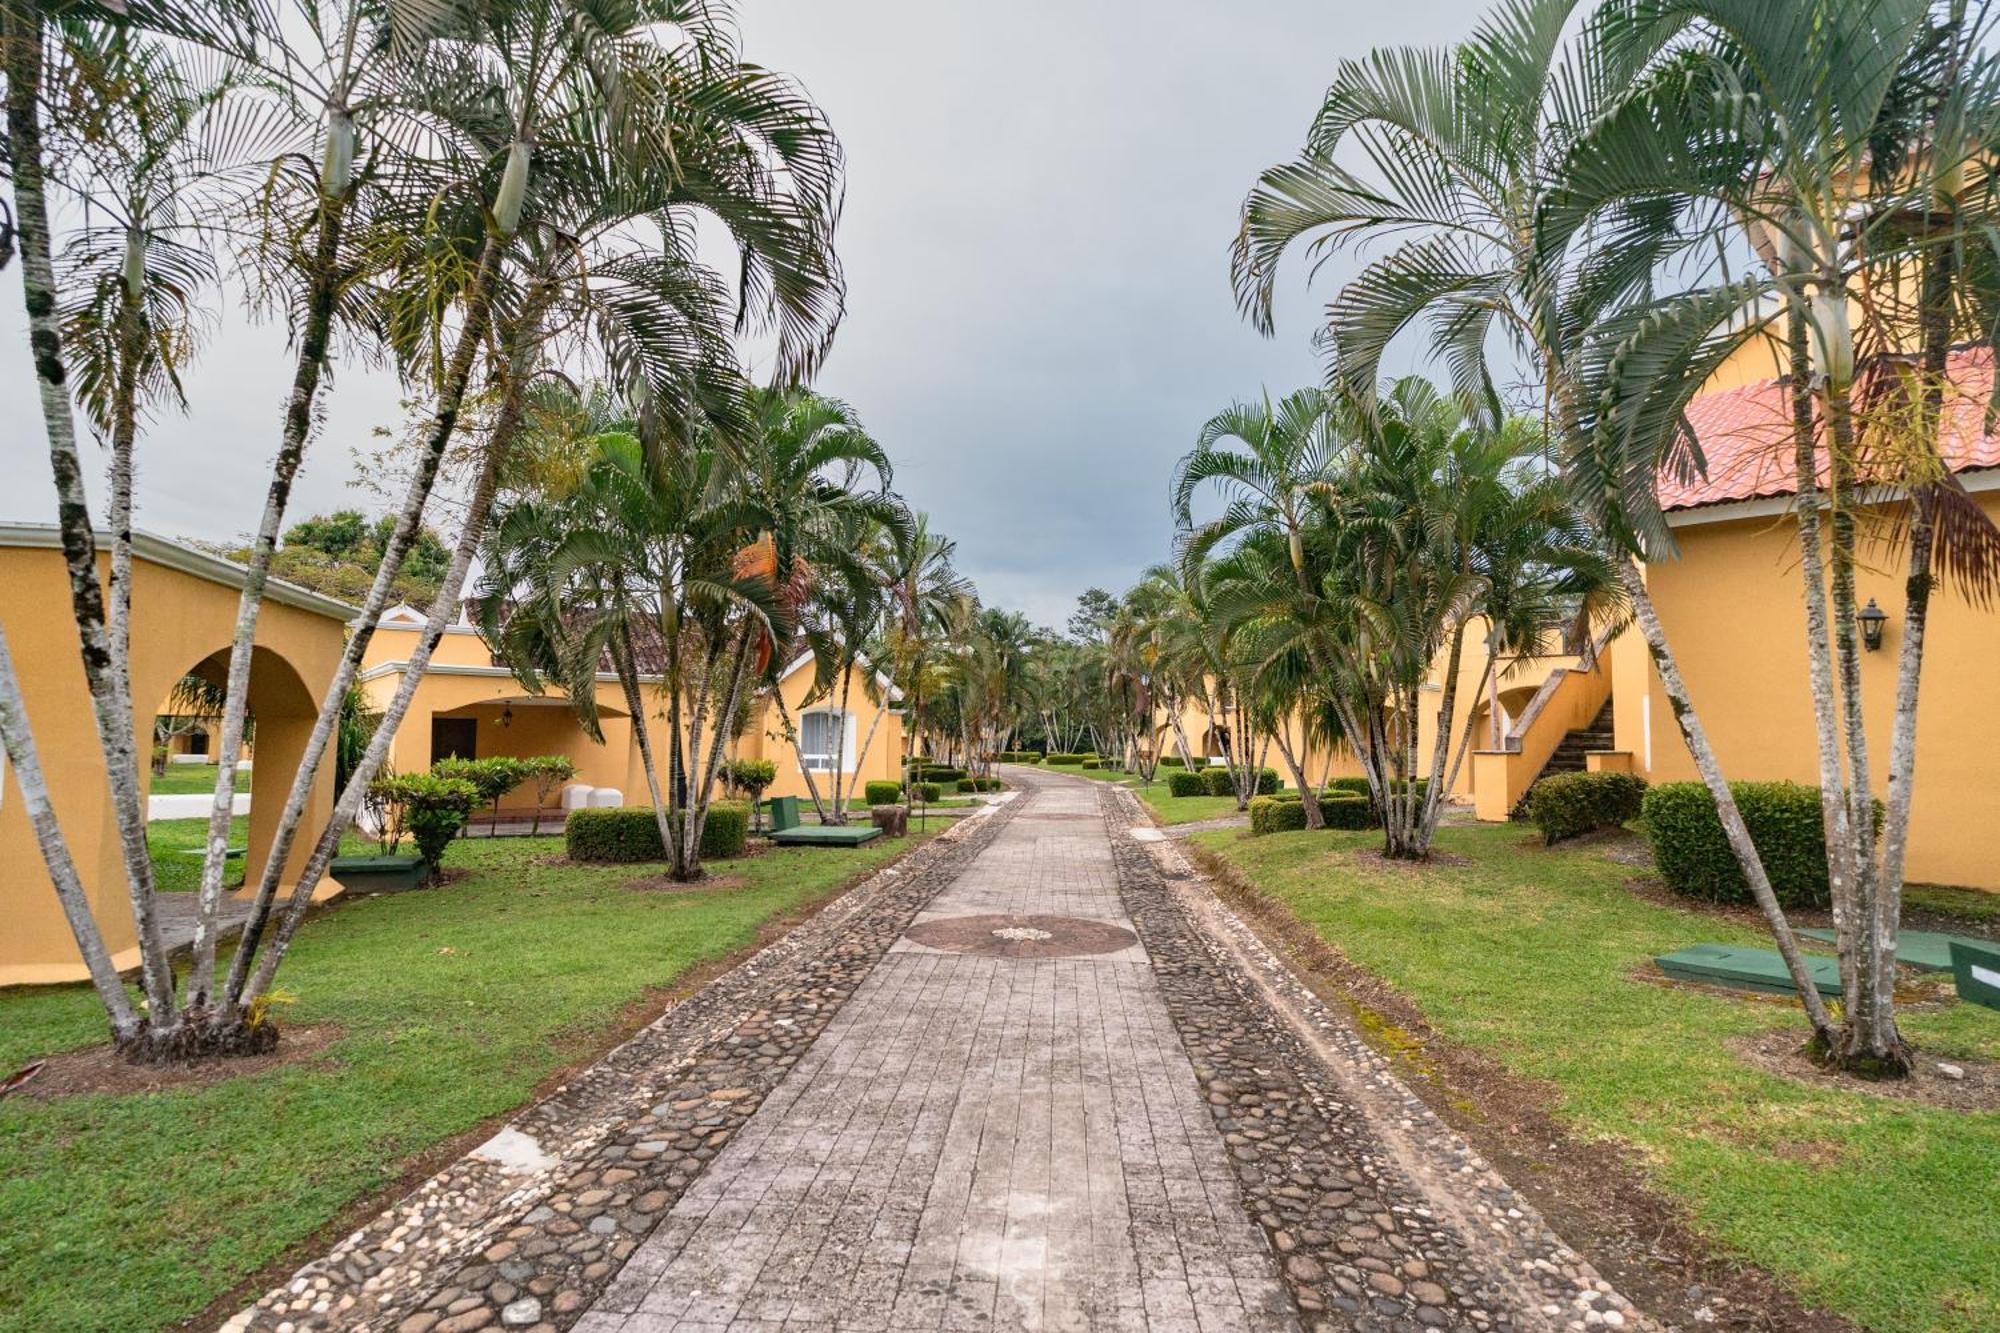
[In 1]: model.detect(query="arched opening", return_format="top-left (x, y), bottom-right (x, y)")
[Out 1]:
top-left (143, 644), bottom-right (324, 900)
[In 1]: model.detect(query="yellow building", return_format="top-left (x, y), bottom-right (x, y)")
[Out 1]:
top-left (1597, 348), bottom-right (2000, 891)
top-left (360, 609), bottom-right (905, 816)
top-left (1, 525), bottom-right (350, 987)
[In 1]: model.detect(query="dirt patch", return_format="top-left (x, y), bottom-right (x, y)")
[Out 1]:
top-left (9, 1024), bottom-right (344, 1101)
top-left (622, 872), bottom-right (749, 894)
top-left (1185, 843), bottom-right (1862, 1333)
top-left (1351, 846), bottom-right (1474, 870)
top-left (1730, 1029), bottom-right (2000, 1112)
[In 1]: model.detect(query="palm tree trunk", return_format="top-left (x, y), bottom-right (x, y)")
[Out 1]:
top-left (613, 627), bottom-right (678, 868)
top-left (1270, 727), bottom-right (1321, 828)
top-left (187, 196), bottom-right (349, 1007)
top-left (5, 10), bottom-right (176, 1028)
top-left (1785, 306), bottom-right (1861, 1010)
top-left (239, 392), bottom-right (518, 1005)
top-left (1617, 558), bottom-right (1837, 1037)
top-left (771, 689), bottom-right (833, 822)
top-left (1412, 622), bottom-right (1469, 854)
top-left (106, 248), bottom-right (143, 694)
top-left (223, 244), bottom-right (512, 1008)
top-left (0, 624), bottom-right (140, 1035)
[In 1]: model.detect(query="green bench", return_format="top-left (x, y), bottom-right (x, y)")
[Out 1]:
top-left (764, 794), bottom-right (882, 847)
top-left (1655, 943), bottom-right (1845, 997)
top-left (1798, 927), bottom-right (1988, 974)
top-left (1949, 938), bottom-right (2000, 1012)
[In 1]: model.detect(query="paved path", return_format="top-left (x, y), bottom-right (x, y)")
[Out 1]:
top-left (233, 766), bottom-right (1649, 1333)
top-left (577, 774), bottom-right (1288, 1333)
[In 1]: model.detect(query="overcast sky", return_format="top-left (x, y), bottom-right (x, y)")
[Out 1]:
top-left (1, 0), bottom-right (1481, 629)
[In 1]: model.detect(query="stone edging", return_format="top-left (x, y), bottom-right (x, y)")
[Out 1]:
top-left (1098, 783), bottom-right (1655, 1333)
top-left (225, 798), bottom-right (1023, 1333)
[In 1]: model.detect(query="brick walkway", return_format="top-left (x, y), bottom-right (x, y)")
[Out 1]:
top-left (575, 774), bottom-right (1290, 1333)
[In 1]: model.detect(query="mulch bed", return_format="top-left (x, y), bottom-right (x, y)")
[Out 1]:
top-left (1729, 1029), bottom-right (2000, 1112)
top-left (1187, 843), bottom-right (1864, 1333)
top-left (8, 1024), bottom-right (345, 1102)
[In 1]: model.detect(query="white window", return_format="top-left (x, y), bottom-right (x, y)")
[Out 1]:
top-left (798, 709), bottom-right (858, 772)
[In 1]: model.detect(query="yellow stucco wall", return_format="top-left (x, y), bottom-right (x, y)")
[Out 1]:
top-left (1, 542), bottom-right (346, 986)
top-left (729, 656), bottom-right (906, 801)
top-left (1625, 491), bottom-right (2000, 889)
top-left (361, 625), bottom-right (904, 809)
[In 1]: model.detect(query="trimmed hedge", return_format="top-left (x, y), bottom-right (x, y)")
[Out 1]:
top-left (1642, 780), bottom-right (1874, 909)
top-left (1527, 771), bottom-right (1647, 845)
top-left (1256, 767), bottom-right (1280, 795)
top-left (566, 802), bottom-right (751, 863)
top-left (1045, 752), bottom-right (1099, 766)
top-left (994, 751), bottom-right (1042, 764)
top-left (1202, 767), bottom-right (1235, 797)
top-left (914, 781), bottom-right (944, 803)
top-left (1158, 754), bottom-right (1186, 768)
top-left (1327, 776), bottom-right (1371, 797)
top-left (1249, 795), bottom-right (1307, 835)
top-left (1320, 794), bottom-right (1373, 829)
top-left (1167, 770), bottom-right (1208, 797)
top-left (864, 780), bottom-right (902, 805)
top-left (1248, 792), bottom-right (1376, 834)
top-left (1081, 759), bottom-right (1101, 769)
top-left (915, 764), bottom-right (965, 783)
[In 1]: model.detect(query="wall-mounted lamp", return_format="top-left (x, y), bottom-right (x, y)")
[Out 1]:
top-left (1857, 598), bottom-right (1889, 652)
top-left (498, 704), bottom-right (514, 728)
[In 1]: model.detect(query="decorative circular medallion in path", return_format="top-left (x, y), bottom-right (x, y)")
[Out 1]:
top-left (902, 912), bottom-right (1139, 959)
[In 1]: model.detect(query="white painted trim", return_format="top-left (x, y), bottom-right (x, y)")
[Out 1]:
top-left (358, 659), bottom-right (662, 685)
top-left (374, 602), bottom-right (483, 634)
top-left (1664, 465), bottom-right (2000, 529)
top-left (0, 521), bottom-right (358, 620)
top-left (775, 646), bottom-right (905, 702)
top-left (795, 706), bottom-right (860, 773)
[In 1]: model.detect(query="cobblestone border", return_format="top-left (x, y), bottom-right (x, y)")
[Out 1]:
top-left (1098, 784), bottom-right (1656, 1333)
top-left (225, 799), bottom-right (1025, 1333)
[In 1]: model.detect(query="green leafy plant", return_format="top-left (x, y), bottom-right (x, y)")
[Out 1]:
top-left (1527, 772), bottom-right (1647, 846)
top-left (864, 779), bottom-right (902, 805)
top-left (518, 755), bottom-right (579, 836)
top-left (370, 774), bottom-right (479, 881)
top-left (1643, 781), bottom-right (1878, 910)
top-left (1319, 795), bottom-right (1373, 830)
top-left (1167, 771), bottom-right (1208, 797)
top-left (1202, 767), bottom-right (1235, 797)
top-left (431, 756), bottom-right (530, 833)
top-left (914, 781), bottom-right (944, 803)
top-left (565, 804), bottom-right (752, 864)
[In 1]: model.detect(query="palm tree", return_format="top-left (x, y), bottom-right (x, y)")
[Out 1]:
top-left (880, 512), bottom-right (972, 808)
top-left (1228, 0), bottom-right (1837, 1027)
top-left (1541, 0), bottom-right (2000, 1073)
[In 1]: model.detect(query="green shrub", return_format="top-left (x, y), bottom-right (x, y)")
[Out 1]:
top-left (1249, 795), bottom-right (1308, 835)
top-left (1158, 754), bottom-right (1185, 768)
top-left (1202, 767), bottom-right (1235, 797)
top-left (1527, 771), bottom-right (1648, 845)
top-left (1256, 767), bottom-right (1280, 795)
top-left (864, 780), bottom-right (902, 805)
top-left (376, 773), bottom-right (478, 878)
top-left (994, 751), bottom-right (1042, 764)
top-left (1642, 780), bottom-right (1871, 909)
top-left (722, 757), bottom-right (777, 804)
top-left (1167, 770), bottom-right (1207, 797)
top-left (1082, 758), bottom-right (1101, 769)
top-left (566, 802), bottom-right (752, 864)
top-left (914, 781), bottom-right (944, 803)
top-left (1320, 794), bottom-right (1373, 830)
top-left (1327, 776), bottom-right (1371, 797)
top-left (915, 764), bottom-right (965, 783)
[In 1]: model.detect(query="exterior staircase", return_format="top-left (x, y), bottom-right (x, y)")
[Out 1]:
top-left (1537, 699), bottom-right (1616, 780)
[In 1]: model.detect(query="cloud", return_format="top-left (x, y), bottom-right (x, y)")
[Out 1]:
top-left (0, 0), bottom-right (1481, 626)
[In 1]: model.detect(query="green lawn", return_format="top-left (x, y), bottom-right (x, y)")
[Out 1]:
top-left (1036, 763), bottom-right (1252, 824)
top-left (0, 828), bottom-right (935, 1333)
top-left (148, 763), bottom-right (251, 795)
top-left (1198, 822), bottom-right (2000, 1333)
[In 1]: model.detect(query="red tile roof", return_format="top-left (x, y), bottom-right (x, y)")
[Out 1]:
top-left (1663, 346), bottom-right (2000, 511)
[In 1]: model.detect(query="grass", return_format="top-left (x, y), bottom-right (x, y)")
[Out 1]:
top-left (1037, 762), bottom-right (1251, 824)
top-left (148, 763), bottom-right (251, 795)
top-left (0, 828), bottom-right (935, 1333)
top-left (1198, 821), bottom-right (2000, 1333)
top-left (147, 817), bottom-right (373, 892)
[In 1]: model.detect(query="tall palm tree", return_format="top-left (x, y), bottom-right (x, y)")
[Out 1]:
top-left (880, 512), bottom-right (972, 806)
top-left (1541, 0), bottom-right (2000, 1073)
top-left (1228, 0), bottom-right (1836, 1026)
